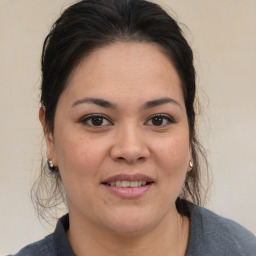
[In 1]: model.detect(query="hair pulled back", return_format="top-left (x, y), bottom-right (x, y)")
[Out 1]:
top-left (33, 0), bottom-right (207, 220)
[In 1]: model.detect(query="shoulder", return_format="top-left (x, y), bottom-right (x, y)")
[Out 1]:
top-left (8, 214), bottom-right (74, 256)
top-left (8, 234), bottom-right (55, 256)
top-left (188, 203), bottom-right (256, 256)
top-left (197, 205), bottom-right (256, 242)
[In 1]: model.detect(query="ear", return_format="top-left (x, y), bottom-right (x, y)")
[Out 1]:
top-left (39, 107), bottom-right (57, 167)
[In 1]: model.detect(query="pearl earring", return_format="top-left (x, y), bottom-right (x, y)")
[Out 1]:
top-left (189, 160), bottom-right (193, 169)
top-left (47, 159), bottom-right (57, 171)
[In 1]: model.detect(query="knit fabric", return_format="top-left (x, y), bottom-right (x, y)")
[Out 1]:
top-left (9, 202), bottom-right (256, 256)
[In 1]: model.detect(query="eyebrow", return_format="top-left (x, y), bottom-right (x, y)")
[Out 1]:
top-left (72, 97), bottom-right (181, 109)
top-left (143, 97), bottom-right (182, 109)
top-left (72, 97), bottom-right (117, 109)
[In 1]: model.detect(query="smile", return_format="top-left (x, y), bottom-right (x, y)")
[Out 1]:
top-left (105, 180), bottom-right (150, 188)
top-left (101, 174), bottom-right (154, 198)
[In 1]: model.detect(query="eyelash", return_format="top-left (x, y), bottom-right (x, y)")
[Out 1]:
top-left (79, 114), bottom-right (174, 127)
top-left (146, 114), bottom-right (174, 126)
top-left (80, 114), bottom-right (112, 127)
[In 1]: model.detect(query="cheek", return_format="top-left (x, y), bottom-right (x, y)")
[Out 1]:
top-left (54, 136), bottom-right (106, 204)
top-left (152, 133), bottom-right (190, 194)
top-left (155, 135), bottom-right (190, 168)
top-left (54, 132), bottom-right (108, 179)
top-left (149, 133), bottom-right (190, 205)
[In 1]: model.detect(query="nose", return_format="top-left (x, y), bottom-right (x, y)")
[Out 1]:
top-left (110, 125), bottom-right (150, 164)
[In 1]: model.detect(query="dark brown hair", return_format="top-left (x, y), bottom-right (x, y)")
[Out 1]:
top-left (32, 0), bottom-right (208, 221)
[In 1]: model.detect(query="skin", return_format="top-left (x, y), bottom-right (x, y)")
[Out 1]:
top-left (40, 42), bottom-right (192, 256)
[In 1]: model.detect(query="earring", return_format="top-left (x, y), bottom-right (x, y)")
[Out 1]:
top-left (189, 160), bottom-right (193, 169)
top-left (47, 159), bottom-right (57, 171)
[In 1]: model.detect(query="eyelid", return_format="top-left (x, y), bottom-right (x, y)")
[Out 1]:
top-left (80, 114), bottom-right (113, 127)
top-left (79, 113), bottom-right (174, 127)
top-left (145, 113), bottom-right (175, 126)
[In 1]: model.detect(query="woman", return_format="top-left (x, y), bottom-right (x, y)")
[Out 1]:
top-left (10, 0), bottom-right (256, 255)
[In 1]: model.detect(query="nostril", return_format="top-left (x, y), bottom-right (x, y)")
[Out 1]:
top-left (116, 156), bottom-right (145, 162)
top-left (110, 143), bottom-right (150, 163)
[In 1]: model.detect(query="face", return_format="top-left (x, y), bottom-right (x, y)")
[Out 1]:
top-left (41, 42), bottom-right (191, 235)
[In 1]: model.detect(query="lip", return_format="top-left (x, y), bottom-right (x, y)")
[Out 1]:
top-left (101, 173), bottom-right (154, 199)
top-left (102, 183), bottom-right (153, 198)
top-left (102, 173), bottom-right (154, 183)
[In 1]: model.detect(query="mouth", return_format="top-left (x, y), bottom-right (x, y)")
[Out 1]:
top-left (102, 180), bottom-right (153, 188)
top-left (101, 174), bottom-right (154, 198)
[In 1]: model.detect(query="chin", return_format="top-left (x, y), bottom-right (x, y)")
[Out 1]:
top-left (106, 221), bottom-right (154, 237)
top-left (100, 208), bottom-right (163, 236)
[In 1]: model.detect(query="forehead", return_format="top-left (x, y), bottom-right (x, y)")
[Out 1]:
top-left (62, 41), bottom-right (184, 107)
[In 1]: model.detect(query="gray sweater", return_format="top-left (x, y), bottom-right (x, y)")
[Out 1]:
top-left (9, 202), bottom-right (256, 256)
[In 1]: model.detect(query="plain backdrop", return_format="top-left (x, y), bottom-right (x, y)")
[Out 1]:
top-left (1, 0), bottom-right (256, 255)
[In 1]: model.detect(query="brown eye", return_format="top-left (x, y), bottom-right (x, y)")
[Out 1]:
top-left (80, 115), bottom-right (111, 127)
top-left (91, 116), bottom-right (104, 126)
top-left (146, 114), bottom-right (173, 126)
top-left (151, 115), bottom-right (164, 126)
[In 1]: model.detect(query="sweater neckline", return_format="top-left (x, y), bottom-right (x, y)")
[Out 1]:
top-left (53, 200), bottom-right (203, 256)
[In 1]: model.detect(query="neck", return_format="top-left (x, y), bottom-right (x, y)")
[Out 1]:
top-left (66, 208), bottom-right (190, 256)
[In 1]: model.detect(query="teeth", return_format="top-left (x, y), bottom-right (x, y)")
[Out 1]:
top-left (121, 181), bottom-right (128, 187)
top-left (130, 181), bottom-right (138, 188)
top-left (116, 181), bottom-right (122, 187)
top-left (108, 180), bottom-right (149, 188)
